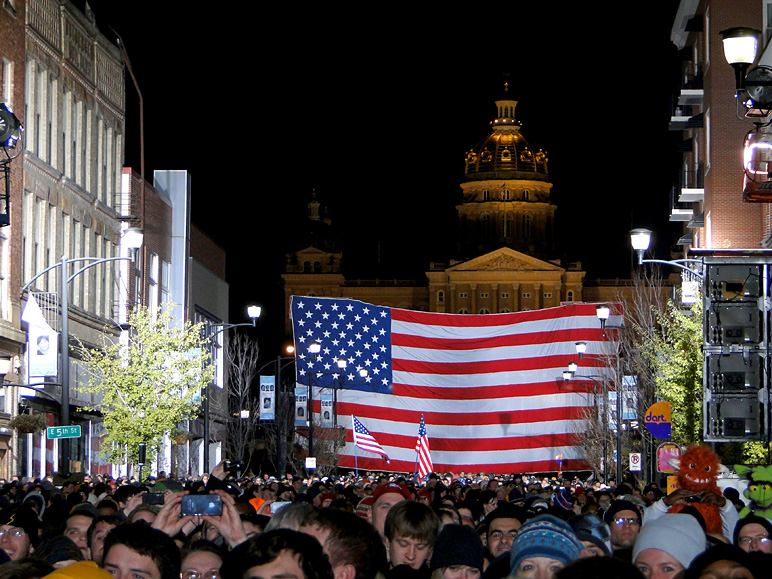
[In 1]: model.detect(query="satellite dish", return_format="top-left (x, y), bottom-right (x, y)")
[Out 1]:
top-left (746, 66), bottom-right (772, 108)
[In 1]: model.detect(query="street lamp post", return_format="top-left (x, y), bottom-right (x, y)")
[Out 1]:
top-left (21, 228), bottom-right (144, 475)
top-left (303, 343), bottom-right (368, 469)
top-left (560, 371), bottom-right (609, 484)
top-left (202, 305), bottom-right (261, 474)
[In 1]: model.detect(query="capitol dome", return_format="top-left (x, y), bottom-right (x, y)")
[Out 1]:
top-left (463, 91), bottom-right (549, 183)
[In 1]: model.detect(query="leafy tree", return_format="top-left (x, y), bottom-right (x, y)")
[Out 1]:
top-left (639, 299), bottom-right (703, 446)
top-left (76, 306), bottom-right (213, 467)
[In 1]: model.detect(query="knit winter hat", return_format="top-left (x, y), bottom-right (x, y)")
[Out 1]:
top-left (553, 490), bottom-right (573, 511)
top-left (429, 524), bottom-right (484, 571)
top-left (568, 512), bottom-right (612, 554)
top-left (632, 514), bottom-right (706, 569)
top-left (509, 514), bottom-right (583, 574)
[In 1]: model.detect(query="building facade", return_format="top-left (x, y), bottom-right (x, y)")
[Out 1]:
top-left (283, 88), bottom-right (586, 331)
top-left (669, 0), bottom-right (772, 250)
top-left (19, 0), bottom-right (128, 478)
top-left (0, 0), bottom-right (28, 479)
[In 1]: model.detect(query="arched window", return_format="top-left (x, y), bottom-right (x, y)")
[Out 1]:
top-left (523, 214), bottom-right (532, 239)
top-left (437, 290), bottom-right (445, 304)
top-left (502, 214), bottom-right (512, 238)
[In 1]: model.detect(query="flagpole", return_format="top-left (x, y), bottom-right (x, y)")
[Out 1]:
top-left (353, 415), bottom-right (359, 477)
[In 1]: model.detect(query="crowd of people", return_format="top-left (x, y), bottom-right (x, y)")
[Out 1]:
top-left (0, 465), bottom-right (768, 579)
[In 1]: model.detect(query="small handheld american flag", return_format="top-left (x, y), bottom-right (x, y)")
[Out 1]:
top-left (353, 416), bottom-right (390, 462)
top-left (415, 414), bottom-right (433, 478)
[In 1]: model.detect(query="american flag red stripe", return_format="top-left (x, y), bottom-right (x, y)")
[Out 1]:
top-left (291, 297), bottom-right (620, 473)
top-left (415, 414), bottom-right (433, 478)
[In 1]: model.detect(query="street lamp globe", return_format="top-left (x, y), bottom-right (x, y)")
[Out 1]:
top-left (721, 27), bottom-right (761, 92)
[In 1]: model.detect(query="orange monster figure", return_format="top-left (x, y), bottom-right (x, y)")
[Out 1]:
top-left (668, 445), bottom-right (722, 534)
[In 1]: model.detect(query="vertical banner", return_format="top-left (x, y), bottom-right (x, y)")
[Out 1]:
top-left (294, 386), bottom-right (308, 427)
top-left (22, 296), bottom-right (58, 378)
top-left (320, 392), bottom-right (333, 427)
top-left (259, 376), bottom-right (275, 420)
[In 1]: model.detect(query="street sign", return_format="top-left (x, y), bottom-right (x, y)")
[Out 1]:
top-left (629, 453), bottom-right (642, 472)
top-left (46, 425), bottom-right (81, 440)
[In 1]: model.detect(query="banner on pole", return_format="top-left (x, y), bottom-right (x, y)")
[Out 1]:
top-left (259, 376), bottom-right (275, 420)
top-left (294, 386), bottom-right (307, 427)
top-left (320, 392), bottom-right (333, 427)
top-left (22, 296), bottom-right (57, 378)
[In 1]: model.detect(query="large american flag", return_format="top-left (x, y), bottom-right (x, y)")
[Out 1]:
top-left (290, 296), bottom-right (618, 473)
top-left (415, 414), bottom-right (433, 478)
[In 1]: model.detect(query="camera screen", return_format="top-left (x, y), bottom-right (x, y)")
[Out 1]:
top-left (180, 494), bottom-right (223, 516)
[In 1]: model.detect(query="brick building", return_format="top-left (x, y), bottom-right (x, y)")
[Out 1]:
top-left (670, 0), bottom-right (772, 250)
top-left (0, 0), bottom-right (27, 479)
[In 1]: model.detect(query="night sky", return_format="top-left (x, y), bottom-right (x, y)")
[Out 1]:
top-left (82, 1), bottom-right (685, 351)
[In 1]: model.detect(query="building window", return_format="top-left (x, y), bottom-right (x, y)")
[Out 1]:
top-left (566, 290), bottom-right (574, 302)
top-left (1, 58), bottom-right (12, 106)
top-left (502, 214), bottom-right (512, 238)
top-left (149, 252), bottom-right (159, 321)
top-left (523, 214), bottom-right (532, 239)
top-left (543, 292), bottom-right (552, 299)
top-left (480, 292), bottom-right (489, 298)
top-left (479, 308), bottom-right (490, 314)
top-left (522, 292), bottom-right (531, 298)
top-left (161, 260), bottom-right (171, 309)
top-left (458, 308), bottom-right (469, 314)
top-left (500, 292), bottom-right (510, 299)
top-left (500, 308), bottom-right (511, 313)
top-left (523, 189), bottom-right (530, 201)
top-left (482, 189), bottom-right (489, 201)
top-left (437, 290), bottom-right (444, 304)
top-left (458, 292), bottom-right (468, 299)
top-left (501, 189), bottom-right (511, 200)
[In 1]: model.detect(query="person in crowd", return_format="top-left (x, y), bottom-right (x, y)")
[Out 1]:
top-left (603, 499), bottom-right (642, 556)
top-left (0, 506), bottom-right (40, 561)
top-left (371, 483), bottom-right (412, 541)
top-left (0, 559), bottom-right (54, 579)
top-left (645, 487), bottom-right (738, 542)
top-left (180, 540), bottom-right (225, 579)
top-left (567, 513), bottom-right (612, 558)
top-left (508, 514), bottom-right (583, 579)
top-left (101, 522), bottom-right (180, 579)
top-left (299, 507), bottom-right (386, 579)
top-left (86, 515), bottom-right (122, 566)
top-left (484, 503), bottom-right (527, 559)
top-left (61, 506), bottom-right (96, 559)
top-left (383, 500), bottom-right (440, 573)
top-left (632, 514), bottom-right (707, 579)
top-left (684, 543), bottom-right (758, 579)
top-left (221, 528), bottom-right (333, 579)
top-left (30, 535), bottom-right (83, 569)
top-left (429, 524), bottom-right (484, 579)
top-left (556, 557), bottom-right (645, 579)
top-left (733, 515), bottom-right (772, 554)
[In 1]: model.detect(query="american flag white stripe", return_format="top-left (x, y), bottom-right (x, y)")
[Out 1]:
top-left (291, 296), bottom-right (619, 473)
top-left (415, 414), bottom-right (433, 478)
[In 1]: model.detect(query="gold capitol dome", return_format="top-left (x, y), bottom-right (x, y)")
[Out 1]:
top-left (464, 82), bottom-right (549, 182)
